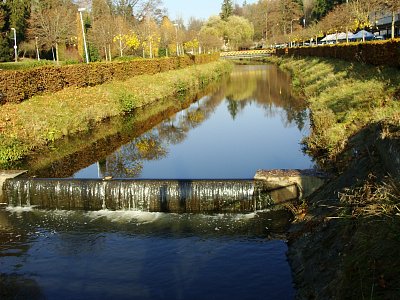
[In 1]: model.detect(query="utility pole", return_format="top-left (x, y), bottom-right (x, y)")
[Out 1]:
top-left (11, 27), bottom-right (17, 62)
top-left (78, 7), bottom-right (89, 64)
top-left (35, 37), bottom-right (40, 61)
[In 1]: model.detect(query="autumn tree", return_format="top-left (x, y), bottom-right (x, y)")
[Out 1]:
top-left (138, 16), bottom-right (160, 58)
top-left (198, 26), bottom-right (223, 53)
top-left (199, 15), bottom-right (253, 51)
top-left (91, 0), bottom-right (116, 61)
top-left (159, 16), bottom-right (175, 56)
top-left (113, 31), bottom-right (140, 56)
top-left (112, 0), bottom-right (164, 21)
top-left (318, 3), bottom-right (353, 41)
top-left (225, 15), bottom-right (254, 50)
top-left (372, 0), bottom-right (400, 38)
top-left (29, 0), bottom-right (76, 64)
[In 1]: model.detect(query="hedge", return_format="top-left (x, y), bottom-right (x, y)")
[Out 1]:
top-left (276, 39), bottom-right (400, 68)
top-left (0, 53), bottom-right (220, 105)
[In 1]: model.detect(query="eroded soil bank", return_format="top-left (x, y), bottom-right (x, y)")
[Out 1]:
top-left (268, 56), bottom-right (400, 299)
top-left (289, 124), bottom-right (400, 299)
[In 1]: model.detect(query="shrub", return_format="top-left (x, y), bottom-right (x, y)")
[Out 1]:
top-left (277, 39), bottom-right (400, 68)
top-left (0, 54), bottom-right (220, 105)
top-left (119, 91), bottom-right (138, 112)
top-left (0, 135), bottom-right (26, 165)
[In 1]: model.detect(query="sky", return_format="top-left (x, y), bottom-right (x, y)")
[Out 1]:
top-left (162, 0), bottom-right (258, 24)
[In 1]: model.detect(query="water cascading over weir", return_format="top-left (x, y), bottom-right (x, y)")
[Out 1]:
top-left (0, 170), bottom-right (327, 213)
top-left (2, 179), bottom-right (279, 213)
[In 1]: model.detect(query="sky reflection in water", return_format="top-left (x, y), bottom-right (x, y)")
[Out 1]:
top-left (74, 64), bottom-right (313, 179)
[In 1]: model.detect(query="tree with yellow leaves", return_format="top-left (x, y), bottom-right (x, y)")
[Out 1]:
top-left (184, 39), bottom-right (199, 54)
top-left (113, 31), bottom-right (140, 57)
top-left (159, 16), bottom-right (175, 56)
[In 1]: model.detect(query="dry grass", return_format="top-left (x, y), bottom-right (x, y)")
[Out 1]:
top-left (338, 174), bottom-right (400, 218)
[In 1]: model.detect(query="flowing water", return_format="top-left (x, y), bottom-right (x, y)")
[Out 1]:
top-left (1, 65), bottom-right (312, 299)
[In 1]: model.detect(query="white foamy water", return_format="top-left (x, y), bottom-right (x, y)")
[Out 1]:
top-left (6, 205), bottom-right (35, 213)
top-left (85, 209), bottom-right (163, 224)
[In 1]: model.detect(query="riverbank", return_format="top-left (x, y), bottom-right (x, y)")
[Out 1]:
top-left (0, 60), bottom-right (233, 167)
top-left (267, 56), bottom-right (400, 298)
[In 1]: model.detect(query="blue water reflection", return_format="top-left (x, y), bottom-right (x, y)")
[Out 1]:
top-left (74, 64), bottom-right (313, 179)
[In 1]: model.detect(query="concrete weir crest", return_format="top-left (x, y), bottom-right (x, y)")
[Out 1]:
top-left (1, 169), bottom-right (328, 212)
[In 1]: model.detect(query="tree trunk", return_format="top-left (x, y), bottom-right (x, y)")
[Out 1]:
top-left (108, 44), bottom-right (112, 61)
top-left (149, 40), bottom-right (152, 58)
top-left (52, 47), bottom-right (55, 62)
top-left (55, 43), bottom-right (59, 65)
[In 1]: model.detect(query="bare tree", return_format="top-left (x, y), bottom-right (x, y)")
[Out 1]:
top-left (91, 0), bottom-right (116, 60)
top-left (29, 0), bottom-right (76, 64)
top-left (372, 0), bottom-right (400, 38)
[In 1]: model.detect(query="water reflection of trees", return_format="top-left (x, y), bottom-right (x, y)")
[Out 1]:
top-left (100, 65), bottom-right (308, 178)
top-left (100, 133), bottom-right (167, 177)
top-left (225, 65), bottom-right (307, 131)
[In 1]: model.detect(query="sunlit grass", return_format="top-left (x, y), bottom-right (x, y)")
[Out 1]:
top-left (0, 60), bottom-right (233, 165)
top-left (278, 56), bottom-right (400, 160)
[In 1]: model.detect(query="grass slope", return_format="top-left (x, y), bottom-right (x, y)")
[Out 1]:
top-left (0, 60), bottom-right (233, 166)
top-left (266, 56), bottom-right (400, 299)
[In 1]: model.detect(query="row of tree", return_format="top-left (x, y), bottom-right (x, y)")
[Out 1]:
top-left (0, 0), bottom-right (399, 62)
top-left (237, 0), bottom-right (399, 45)
top-left (0, 0), bottom-right (254, 62)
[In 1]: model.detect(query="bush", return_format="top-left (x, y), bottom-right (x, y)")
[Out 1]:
top-left (118, 91), bottom-right (138, 112)
top-left (0, 135), bottom-right (26, 165)
top-left (277, 39), bottom-right (400, 68)
top-left (0, 53), bottom-right (220, 105)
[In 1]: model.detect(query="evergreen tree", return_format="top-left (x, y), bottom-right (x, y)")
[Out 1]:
top-left (311, 0), bottom-right (346, 20)
top-left (8, 0), bottom-right (31, 43)
top-left (0, 3), bottom-right (11, 62)
top-left (220, 0), bottom-right (234, 21)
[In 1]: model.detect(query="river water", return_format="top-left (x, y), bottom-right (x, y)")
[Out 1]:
top-left (73, 64), bottom-right (313, 179)
top-left (1, 64), bottom-right (312, 299)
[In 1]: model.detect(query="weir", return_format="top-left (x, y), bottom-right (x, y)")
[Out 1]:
top-left (2, 179), bottom-right (277, 213)
top-left (1, 169), bottom-right (328, 213)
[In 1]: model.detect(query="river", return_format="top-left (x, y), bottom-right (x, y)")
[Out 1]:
top-left (0, 64), bottom-right (312, 300)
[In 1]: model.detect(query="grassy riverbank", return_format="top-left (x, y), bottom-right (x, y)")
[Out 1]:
top-left (0, 60), bottom-right (233, 166)
top-left (264, 56), bottom-right (400, 299)
top-left (274, 56), bottom-right (400, 169)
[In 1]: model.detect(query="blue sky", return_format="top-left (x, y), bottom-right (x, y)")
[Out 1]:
top-left (162, 0), bottom-right (258, 24)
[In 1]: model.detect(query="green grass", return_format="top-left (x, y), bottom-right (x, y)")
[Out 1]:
top-left (0, 58), bottom-right (75, 71)
top-left (0, 60), bottom-right (233, 166)
top-left (273, 55), bottom-right (400, 299)
top-left (276, 56), bottom-right (400, 163)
